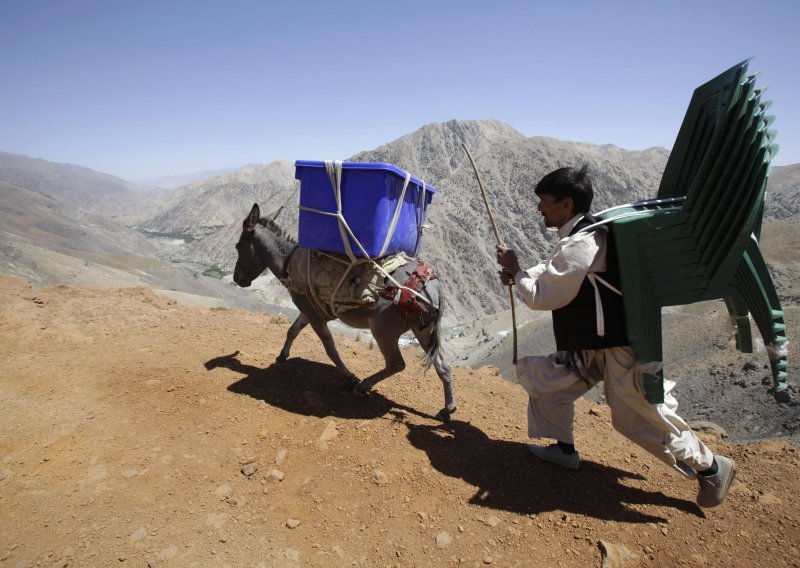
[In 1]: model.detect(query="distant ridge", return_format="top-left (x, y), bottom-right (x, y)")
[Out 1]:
top-left (0, 150), bottom-right (160, 217)
top-left (1, 119), bottom-right (798, 324)
top-left (134, 163), bottom-right (264, 190)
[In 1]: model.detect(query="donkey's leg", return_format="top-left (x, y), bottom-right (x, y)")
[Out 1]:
top-left (357, 326), bottom-right (406, 393)
top-left (413, 326), bottom-right (457, 421)
top-left (306, 317), bottom-right (358, 386)
top-left (276, 313), bottom-right (310, 364)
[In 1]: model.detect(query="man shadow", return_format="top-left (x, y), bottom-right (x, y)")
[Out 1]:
top-left (205, 351), bottom-right (437, 422)
top-left (205, 351), bottom-right (701, 522)
top-left (404, 419), bottom-right (703, 523)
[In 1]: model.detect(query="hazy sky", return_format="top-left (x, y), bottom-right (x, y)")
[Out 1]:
top-left (1, 0), bottom-right (798, 181)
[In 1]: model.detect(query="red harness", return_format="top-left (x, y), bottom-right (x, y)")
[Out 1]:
top-left (381, 263), bottom-right (438, 322)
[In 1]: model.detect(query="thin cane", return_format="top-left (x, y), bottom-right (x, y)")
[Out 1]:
top-left (461, 143), bottom-right (518, 365)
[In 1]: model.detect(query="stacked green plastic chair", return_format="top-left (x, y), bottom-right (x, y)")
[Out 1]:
top-left (597, 60), bottom-right (787, 403)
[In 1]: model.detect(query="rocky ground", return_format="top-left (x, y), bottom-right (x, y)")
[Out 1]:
top-left (1, 275), bottom-right (799, 568)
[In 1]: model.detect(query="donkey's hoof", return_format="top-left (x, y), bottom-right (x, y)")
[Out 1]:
top-left (275, 354), bottom-right (288, 365)
top-left (352, 383), bottom-right (369, 398)
top-left (436, 406), bottom-right (456, 423)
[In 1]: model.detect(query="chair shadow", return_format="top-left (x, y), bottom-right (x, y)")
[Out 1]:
top-left (205, 351), bottom-right (702, 522)
top-left (404, 419), bottom-right (704, 523)
top-left (205, 351), bottom-right (438, 422)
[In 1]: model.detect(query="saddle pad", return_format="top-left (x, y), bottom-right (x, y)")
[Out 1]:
top-left (284, 247), bottom-right (409, 311)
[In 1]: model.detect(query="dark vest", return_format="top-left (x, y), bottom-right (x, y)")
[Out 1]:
top-left (551, 214), bottom-right (629, 351)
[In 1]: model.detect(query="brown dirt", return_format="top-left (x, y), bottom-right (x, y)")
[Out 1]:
top-left (1, 275), bottom-right (799, 568)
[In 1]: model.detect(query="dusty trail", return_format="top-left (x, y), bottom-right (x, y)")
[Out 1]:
top-left (1, 275), bottom-right (799, 567)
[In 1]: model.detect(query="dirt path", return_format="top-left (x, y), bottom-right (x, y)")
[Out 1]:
top-left (1, 275), bottom-right (799, 567)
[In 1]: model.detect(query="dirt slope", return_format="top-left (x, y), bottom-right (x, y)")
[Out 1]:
top-left (1, 275), bottom-right (799, 568)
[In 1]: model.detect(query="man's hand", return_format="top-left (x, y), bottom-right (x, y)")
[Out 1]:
top-left (496, 244), bottom-right (522, 274)
top-left (498, 269), bottom-right (515, 286)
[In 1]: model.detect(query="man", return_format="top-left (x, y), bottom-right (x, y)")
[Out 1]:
top-left (495, 165), bottom-right (736, 508)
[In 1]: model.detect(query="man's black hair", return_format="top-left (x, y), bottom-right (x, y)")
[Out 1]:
top-left (534, 165), bottom-right (593, 214)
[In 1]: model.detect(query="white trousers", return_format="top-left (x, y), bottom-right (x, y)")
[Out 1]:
top-left (516, 346), bottom-right (714, 478)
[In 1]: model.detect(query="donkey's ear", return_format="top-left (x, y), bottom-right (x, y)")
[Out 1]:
top-left (246, 203), bottom-right (260, 230)
top-left (268, 206), bottom-right (283, 221)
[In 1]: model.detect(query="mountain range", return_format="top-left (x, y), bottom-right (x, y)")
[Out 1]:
top-left (121, 120), bottom-right (675, 322)
top-left (1, 119), bottom-right (798, 327)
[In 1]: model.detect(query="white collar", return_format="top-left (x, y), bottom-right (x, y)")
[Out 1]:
top-left (557, 214), bottom-right (586, 239)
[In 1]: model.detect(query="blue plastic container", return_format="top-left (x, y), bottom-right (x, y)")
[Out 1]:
top-left (295, 160), bottom-right (436, 258)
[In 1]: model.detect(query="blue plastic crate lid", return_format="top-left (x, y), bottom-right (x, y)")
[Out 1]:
top-left (294, 160), bottom-right (436, 194)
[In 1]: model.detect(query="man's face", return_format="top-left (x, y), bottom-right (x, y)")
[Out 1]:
top-left (537, 194), bottom-right (574, 229)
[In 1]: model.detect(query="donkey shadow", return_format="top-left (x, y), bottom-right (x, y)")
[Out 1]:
top-left (205, 351), bottom-right (701, 522)
top-left (205, 351), bottom-right (437, 422)
top-left (404, 419), bottom-right (703, 522)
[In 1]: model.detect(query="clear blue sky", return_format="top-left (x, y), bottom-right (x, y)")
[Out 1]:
top-left (1, 0), bottom-right (798, 181)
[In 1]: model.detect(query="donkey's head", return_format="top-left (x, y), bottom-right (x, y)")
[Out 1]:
top-left (232, 204), bottom-right (264, 287)
top-left (233, 203), bottom-right (292, 287)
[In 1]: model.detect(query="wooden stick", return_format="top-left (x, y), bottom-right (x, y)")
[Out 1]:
top-left (461, 143), bottom-right (518, 365)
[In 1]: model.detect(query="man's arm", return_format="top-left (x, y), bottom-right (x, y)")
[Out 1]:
top-left (496, 234), bottom-right (601, 311)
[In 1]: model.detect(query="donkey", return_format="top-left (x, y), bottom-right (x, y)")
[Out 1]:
top-left (232, 203), bottom-right (456, 421)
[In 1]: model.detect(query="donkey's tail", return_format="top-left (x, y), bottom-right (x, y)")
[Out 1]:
top-left (422, 285), bottom-right (445, 373)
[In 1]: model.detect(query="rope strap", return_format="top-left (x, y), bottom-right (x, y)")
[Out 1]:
top-left (296, 160), bottom-right (437, 314)
top-left (379, 170), bottom-right (412, 257)
top-left (586, 273), bottom-right (622, 338)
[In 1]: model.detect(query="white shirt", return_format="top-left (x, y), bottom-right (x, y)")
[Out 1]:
top-left (513, 214), bottom-right (608, 311)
